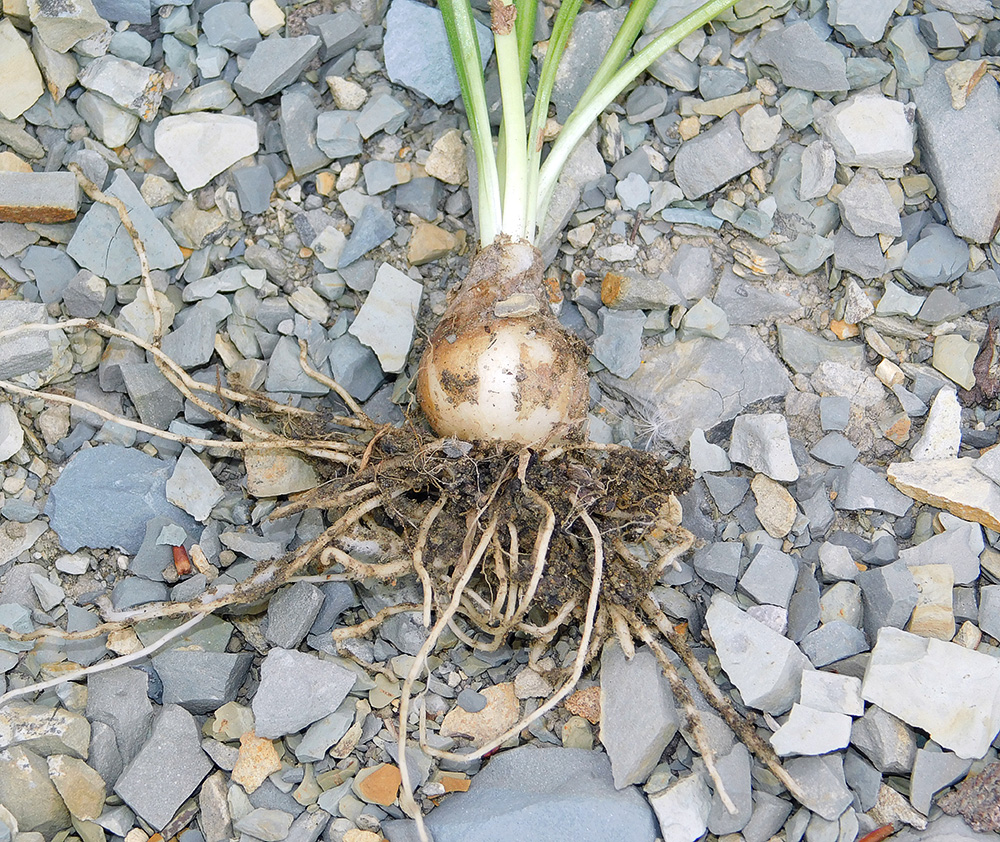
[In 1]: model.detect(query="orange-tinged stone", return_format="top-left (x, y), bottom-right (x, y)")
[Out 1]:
top-left (440, 775), bottom-right (471, 793)
top-left (407, 222), bottom-right (456, 266)
top-left (829, 319), bottom-right (861, 339)
top-left (315, 171), bottom-right (335, 196)
top-left (882, 412), bottom-right (911, 446)
top-left (231, 730), bottom-right (281, 794)
top-left (564, 685), bottom-right (601, 724)
top-left (354, 763), bottom-right (401, 806)
top-left (601, 272), bottom-right (625, 307)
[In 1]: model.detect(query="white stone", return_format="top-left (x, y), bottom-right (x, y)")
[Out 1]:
top-left (862, 627), bottom-right (1000, 759)
top-left (249, 0), bottom-right (285, 35)
top-left (648, 771), bottom-right (713, 842)
top-left (0, 19), bottom-right (43, 121)
top-left (705, 594), bottom-right (812, 715)
top-left (30, 573), bottom-right (65, 611)
top-left (740, 104), bottom-right (783, 152)
top-left (0, 402), bottom-right (24, 462)
top-left (911, 387), bottom-right (961, 461)
top-left (770, 703), bottom-right (852, 756)
top-left (349, 263), bottom-right (423, 374)
top-left (729, 413), bottom-right (799, 482)
top-left (821, 92), bottom-right (916, 169)
top-left (799, 670), bottom-right (864, 716)
top-left (55, 553), bottom-right (91, 575)
top-left (974, 445), bottom-right (1000, 486)
top-left (689, 428), bottom-right (730, 475)
top-left (166, 447), bottom-right (224, 522)
top-left (154, 114), bottom-right (260, 192)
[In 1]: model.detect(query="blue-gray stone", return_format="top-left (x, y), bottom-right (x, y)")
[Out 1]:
top-left (46, 444), bottom-right (196, 554)
top-left (161, 299), bottom-right (227, 370)
top-left (63, 270), bottom-right (108, 318)
top-left (820, 396), bottom-right (851, 431)
top-left (835, 463), bottom-right (911, 517)
top-left (788, 563), bottom-right (822, 643)
top-left (280, 89), bottom-right (331, 177)
top-left (704, 475), bottom-right (749, 515)
top-left (625, 85), bottom-right (669, 123)
top-left (109, 29), bottom-right (152, 62)
top-left (328, 332), bottom-right (384, 401)
top-left (909, 748), bottom-right (972, 814)
top-left (112, 577), bottom-right (169, 611)
top-left (698, 66), bottom-right (747, 100)
top-left (594, 308), bottom-right (645, 378)
top-left (833, 228), bottom-right (887, 280)
top-left (265, 581), bottom-right (324, 648)
top-left (739, 547), bottom-right (798, 609)
top-left (338, 204), bottom-right (396, 268)
top-left (752, 21), bottom-right (848, 93)
top-left (958, 267), bottom-right (1000, 309)
top-left (858, 561), bottom-right (919, 645)
top-left (828, 0), bottom-right (897, 46)
top-left (919, 12), bottom-right (965, 49)
top-left (120, 362), bottom-right (184, 429)
top-left (152, 650), bottom-right (253, 714)
top-left (902, 224), bottom-right (968, 287)
top-left (456, 688), bottom-right (487, 713)
top-left (694, 541), bottom-right (742, 593)
top-left (810, 432), bottom-right (859, 467)
top-left (846, 57), bottom-right (892, 90)
top-left (131, 516), bottom-right (182, 581)
top-left (781, 325), bottom-right (864, 376)
top-left (770, 144), bottom-right (840, 237)
top-left (20, 246), bottom-right (78, 304)
top-left (800, 620), bottom-right (868, 667)
top-left (264, 335), bottom-right (332, 396)
top-left (887, 16), bottom-right (930, 89)
top-left (202, 2), bottom-right (261, 55)
top-left (355, 93), bottom-right (408, 139)
top-left (233, 165), bottom-right (274, 215)
top-left (94, 0), bottom-right (151, 23)
top-left (850, 705), bottom-right (916, 774)
top-left (67, 170), bottom-right (183, 286)
top-left (552, 7), bottom-right (629, 121)
top-left (708, 743), bottom-right (753, 834)
top-left (783, 755), bottom-right (854, 821)
top-left (114, 705), bottom-right (212, 831)
top-left (316, 111), bottom-right (363, 159)
top-left (418, 746), bottom-right (658, 842)
top-left (1, 500), bottom-right (40, 522)
top-left (306, 9), bottom-right (366, 60)
top-left (384, 0), bottom-right (492, 105)
top-left (87, 667), bottom-right (153, 765)
top-left (395, 177), bottom-right (443, 221)
top-left (776, 233), bottom-right (836, 276)
top-left (673, 112), bottom-right (761, 200)
top-left (234, 36), bottom-right (321, 104)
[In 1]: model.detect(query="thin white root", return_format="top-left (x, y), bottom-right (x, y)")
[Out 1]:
top-left (0, 613), bottom-right (207, 708)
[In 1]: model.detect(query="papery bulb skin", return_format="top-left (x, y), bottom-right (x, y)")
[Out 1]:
top-left (417, 237), bottom-right (589, 444)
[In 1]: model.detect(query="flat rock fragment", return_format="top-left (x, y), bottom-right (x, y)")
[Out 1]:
top-left (752, 21), bottom-right (849, 93)
top-left (673, 112), bottom-right (761, 199)
top-left (0, 745), bottom-right (70, 836)
top-left (888, 457), bottom-right (1000, 532)
top-left (770, 704), bottom-right (852, 756)
top-left (233, 35), bottom-right (320, 104)
top-left (416, 746), bottom-right (657, 842)
top-left (0, 19), bottom-right (44, 120)
top-left (648, 771), bottom-right (713, 842)
top-left (154, 113), bottom-right (260, 192)
top-left (76, 54), bottom-right (163, 120)
top-left (862, 627), bottom-right (1000, 759)
top-left (28, 0), bottom-right (107, 53)
top-left (349, 263), bottom-right (422, 374)
top-left (820, 93), bottom-right (916, 168)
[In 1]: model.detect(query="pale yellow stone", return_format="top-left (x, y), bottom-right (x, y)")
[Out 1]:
top-left (678, 116), bottom-right (700, 140)
top-left (751, 473), bottom-right (797, 538)
top-left (315, 171), bottom-right (336, 196)
top-left (0, 151), bottom-right (32, 172)
top-left (440, 683), bottom-right (519, 747)
top-left (875, 358), bottom-right (905, 387)
top-left (249, 0), bottom-right (285, 34)
top-left (424, 129), bottom-right (466, 185)
top-left (327, 75), bottom-right (367, 111)
top-left (907, 564), bottom-right (955, 641)
top-left (0, 19), bottom-right (43, 120)
top-left (407, 222), bottom-right (456, 266)
top-left (2, 0), bottom-right (30, 29)
top-left (47, 755), bottom-right (106, 821)
top-left (888, 457), bottom-right (1000, 532)
top-left (231, 730), bottom-right (281, 794)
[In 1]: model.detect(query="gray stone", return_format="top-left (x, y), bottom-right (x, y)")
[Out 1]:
top-left (417, 746), bottom-right (657, 842)
top-left (47, 444), bottom-right (196, 554)
top-left (858, 561), bottom-right (919, 645)
top-left (784, 754), bottom-right (854, 821)
top-left (252, 648), bottom-right (356, 738)
top-left (551, 6), bottom-right (629, 121)
top-left (770, 703), bottom-right (852, 757)
top-left (828, 0), bottom-right (898, 45)
top-left (799, 139), bottom-right (836, 202)
top-left (383, 0), bottom-right (491, 105)
top-left (280, 89), bottom-right (331, 178)
top-left (752, 22), bottom-right (848, 93)
top-left (958, 267), bottom-right (1000, 309)
top-left (678, 297), bottom-right (729, 341)
top-left (338, 204), bottom-right (396, 268)
top-left (834, 463), bottom-right (912, 517)
top-left (705, 594), bottom-right (811, 715)
top-left (67, 170), bottom-right (182, 286)
top-left (917, 288), bottom-right (967, 325)
top-left (306, 10), bottom-right (365, 60)
top-left (852, 705), bottom-right (918, 775)
top-left (862, 627), bottom-right (1000, 759)
top-left (887, 16), bottom-right (930, 89)
top-left (714, 273), bottom-right (797, 326)
top-left (689, 429), bottom-right (730, 475)
top-left (694, 541), bottom-right (742, 593)
top-left (979, 585), bottom-right (1000, 641)
top-left (600, 641), bottom-right (679, 788)
top-left (810, 433), bottom-right (859, 468)
top-left (648, 771), bottom-right (713, 842)
top-left (600, 327), bottom-right (790, 449)
top-left (800, 621), bottom-right (868, 667)
top-left (115, 705), bottom-right (211, 831)
top-left (707, 743), bottom-right (753, 834)
top-left (819, 542), bottom-right (858, 582)
top-left (234, 808), bottom-right (294, 841)
top-left (626, 85), bottom-right (670, 123)
top-left (152, 650), bottom-right (252, 715)
top-left (743, 792), bottom-right (793, 842)
top-left (704, 475), bottom-right (749, 515)
top-left (76, 54), bottom-right (163, 120)
top-left (316, 111), bottom-right (362, 159)
top-left (86, 667), bottom-right (152, 765)
top-left (788, 563), bottom-right (822, 643)
top-left (776, 233), bottom-right (836, 276)
top-left (821, 93), bottom-right (915, 169)
top-left (877, 281), bottom-right (925, 317)
top-left (673, 112), bottom-right (761, 200)
top-left (309, 582), bottom-right (358, 635)
top-left (120, 361), bottom-right (184, 429)
top-left (265, 582), bottom-right (324, 649)
top-left (777, 324), bottom-right (863, 375)
top-left (63, 605), bottom-right (107, 667)
top-left (395, 177), bottom-right (443, 221)
top-left (898, 517), bottom-right (982, 586)
top-left (903, 224), bottom-right (968, 287)
top-left (328, 333), bottom-right (384, 401)
top-left (233, 35), bottom-right (320, 105)
top-left (739, 547), bottom-right (798, 609)
top-left (202, 2), bottom-right (260, 54)
top-left (356, 92), bottom-right (408, 139)
top-left (837, 169), bottom-right (901, 238)
top-left (62, 270), bottom-right (107, 318)
top-left (909, 747), bottom-right (972, 815)
top-left (847, 57), bottom-right (893, 89)
top-left (833, 228), bottom-right (887, 281)
top-left (699, 66), bottom-right (747, 100)
top-left (844, 749), bottom-right (881, 812)
top-left (911, 62), bottom-right (1000, 242)
top-left (349, 263), bottom-right (422, 374)
top-left (20, 245), bottom-right (78, 304)
top-left (219, 530), bottom-right (289, 562)
top-left (729, 413), bottom-right (799, 482)
top-left (165, 447), bottom-right (223, 523)
top-left (232, 165), bottom-right (274, 215)
top-left (595, 308), bottom-right (645, 378)
top-left (0, 745), bottom-right (70, 836)
top-left (112, 576), bottom-right (168, 610)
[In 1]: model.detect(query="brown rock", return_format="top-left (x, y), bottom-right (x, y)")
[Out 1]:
top-left (888, 457), bottom-right (1000, 532)
top-left (564, 685), bottom-right (601, 724)
top-left (230, 730), bottom-right (281, 794)
top-left (407, 222), bottom-right (456, 266)
top-left (440, 775), bottom-right (471, 793)
top-left (939, 760), bottom-right (1000, 832)
top-left (440, 682), bottom-right (519, 747)
top-left (907, 564), bottom-right (955, 641)
top-left (882, 412), bottom-right (911, 446)
top-left (751, 473), bottom-right (797, 538)
top-left (353, 763), bottom-right (401, 806)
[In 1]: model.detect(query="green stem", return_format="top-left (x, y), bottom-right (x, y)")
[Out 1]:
top-left (439, 0), bottom-right (502, 243)
top-left (536, 0), bottom-right (739, 229)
